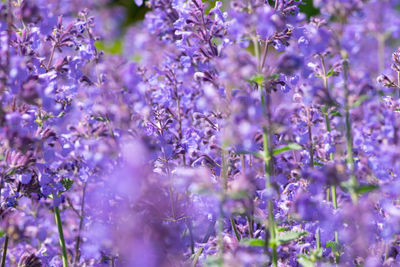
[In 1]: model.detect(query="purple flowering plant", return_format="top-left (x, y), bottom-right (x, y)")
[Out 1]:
top-left (1, 0), bottom-right (400, 266)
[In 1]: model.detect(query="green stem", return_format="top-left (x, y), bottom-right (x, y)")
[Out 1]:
top-left (377, 34), bottom-right (385, 74)
top-left (342, 54), bottom-right (358, 203)
top-left (316, 228), bottom-right (321, 250)
top-left (260, 86), bottom-right (277, 267)
top-left (320, 56), bottom-right (340, 262)
top-left (331, 185), bottom-right (338, 209)
top-left (326, 188), bottom-right (330, 202)
top-left (74, 182), bottom-right (87, 264)
top-left (54, 206), bottom-right (69, 267)
top-left (247, 215), bottom-right (254, 238)
top-left (268, 201), bottom-right (277, 267)
top-left (230, 217), bottom-right (241, 241)
top-left (308, 121), bottom-right (314, 168)
top-left (255, 39), bottom-right (277, 267)
top-left (217, 149), bottom-right (229, 260)
top-left (397, 71), bottom-right (400, 98)
top-left (1, 235), bottom-right (8, 267)
top-left (191, 247), bottom-right (204, 267)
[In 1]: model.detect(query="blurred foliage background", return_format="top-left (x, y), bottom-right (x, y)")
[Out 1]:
top-left (109, 0), bottom-right (320, 27)
top-left (95, 0), bottom-right (319, 54)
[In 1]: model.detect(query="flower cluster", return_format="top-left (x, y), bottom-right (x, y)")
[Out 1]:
top-left (1, 0), bottom-right (400, 266)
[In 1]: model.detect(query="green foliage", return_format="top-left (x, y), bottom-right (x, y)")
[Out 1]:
top-left (204, 255), bottom-right (224, 267)
top-left (277, 231), bottom-right (308, 245)
top-left (95, 40), bottom-right (123, 55)
top-left (240, 238), bottom-right (266, 247)
top-left (61, 178), bottom-right (74, 192)
top-left (273, 143), bottom-right (302, 155)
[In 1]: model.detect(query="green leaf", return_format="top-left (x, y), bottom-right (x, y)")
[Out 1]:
top-left (6, 168), bottom-right (17, 176)
top-left (340, 181), bottom-right (379, 195)
top-left (204, 255), bottom-right (224, 267)
top-left (277, 227), bottom-right (289, 232)
top-left (268, 73), bottom-right (280, 80)
top-left (329, 110), bottom-right (342, 117)
top-left (278, 231), bottom-right (308, 245)
top-left (57, 111), bottom-right (66, 118)
top-left (326, 241), bottom-right (339, 251)
top-left (94, 40), bottom-right (123, 55)
top-left (352, 94), bottom-right (369, 108)
top-left (354, 184), bottom-right (379, 194)
top-left (240, 238), bottom-right (266, 247)
top-left (61, 178), bottom-right (74, 191)
top-left (249, 74), bottom-right (265, 85)
top-left (297, 255), bottom-right (315, 267)
top-left (92, 116), bottom-right (106, 122)
top-left (227, 191), bottom-right (249, 200)
top-left (326, 68), bottom-right (335, 77)
top-left (235, 150), bottom-right (264, 159)
top-left (273, 143), bottom-right (302, 155)
top-left (0, 230), bottom-right (4, 238)
top-left (313, 160), bottom-right (324, 166)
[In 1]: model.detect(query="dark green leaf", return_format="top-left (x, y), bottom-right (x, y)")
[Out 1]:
top-left (61, 178), bottom-right (74, 191)
top-left (354, 184), bottom-right (379, 194)
top-left (329, 110), bottom-right (342, 117)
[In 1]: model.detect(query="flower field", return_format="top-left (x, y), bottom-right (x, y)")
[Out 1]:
top-left (1, 0), bottom-right (400, 266)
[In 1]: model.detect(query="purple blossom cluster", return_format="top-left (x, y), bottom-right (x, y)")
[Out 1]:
top-left (1, 0), bottom-right (400, 266)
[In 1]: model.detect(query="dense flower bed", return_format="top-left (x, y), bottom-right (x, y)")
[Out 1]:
top-left (1, 0), bottom-right (400, 266)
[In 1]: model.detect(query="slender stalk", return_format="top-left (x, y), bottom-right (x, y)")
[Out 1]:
top-left (247, 216), bottom-right (254, 238)
top-left (320, 56), bottom-right (338, 208)
top-left (54, 206), bottom-right (69, 267)
top-left (260, 40), bottom-right (270, 72)
top-left (74, 182), bottom-right (87, 264)
top-left (316, 228), bottom-right (321, 251)
top-left (222, 149), bottom-right (240, 242)
top-left (47, 43), bottom-right (57, 71)
top-left (230, 217), bottom-right (241, 241)
top-left (307, 111), bottom-right (314, 168)
top-left (255, 38), bottom-right (278, 267)
top-left (377, 34), bottom-right (385, 74)
top-left (1, 235), bottom-right (9, 267)
top-left (274, 0), bottom-right (279, 10)
top-left (217, 148), bottom-right (229, 260)
top-left (319, 55), bottom-right (329, 90)
top-left (326, 188), bottom-right (330, 202)
top-left (261, 87), bottom-right (278, 267)
top-left (342, 55), bottom-right (358, 203)
top-left (397, 71), bottom-right (400, 99)
top-left (240, 154), bottom-right (254, 239)
top-left (331, 185), bottom-right (338, 209)
top-left (320, 56), bottom-right (340, 262)
top-left (191, 247), bottom-right (204, 267)
top-left (217, 201), bottom-right (224, 259)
